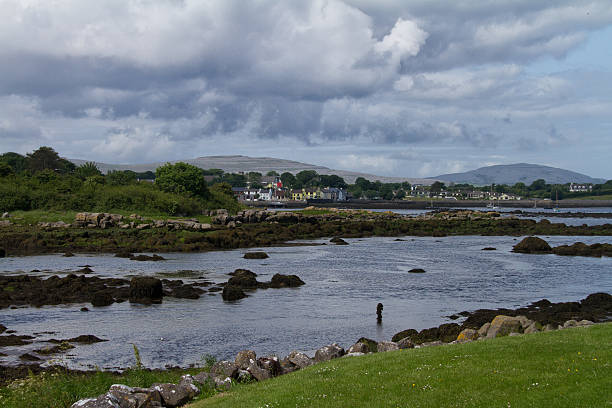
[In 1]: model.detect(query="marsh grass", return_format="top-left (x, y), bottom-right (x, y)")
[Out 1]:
top-left (189, 323), bottom-right (612, 408)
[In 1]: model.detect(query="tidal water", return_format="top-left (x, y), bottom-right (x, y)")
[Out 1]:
top-left (1, 234), bottom-right (611, 370)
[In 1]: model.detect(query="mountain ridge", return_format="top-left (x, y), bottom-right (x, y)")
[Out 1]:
top-left (431, 163), bottom-right (606, 185)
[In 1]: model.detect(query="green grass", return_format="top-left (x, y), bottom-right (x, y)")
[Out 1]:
top-left (0, 367), bottom-right (213, 408)
top-left (189, 324), bottom-right (612, 408)
top-left (575, 194), bottom-right (612, 200)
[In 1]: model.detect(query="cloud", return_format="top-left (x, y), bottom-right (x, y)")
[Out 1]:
top-left (0, 0), bottom-right (611, 178)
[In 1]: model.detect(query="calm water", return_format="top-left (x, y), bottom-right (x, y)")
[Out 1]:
top-left (1, 234), bottom-right (612, 370)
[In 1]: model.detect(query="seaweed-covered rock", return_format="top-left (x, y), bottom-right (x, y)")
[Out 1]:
top-left (408, 268), bottom-right (426, 273)
top-left (129, 277), bottom-right (163, 304)
top-left (330, 237), bottom-right (348, 245)
top-left (269, 274), bottom-right (305, 288)
top-left (512, 237), bottom-right (552, 254)
top-left (227, 269), bottom-right (258, 289)
top-left (552, 242), bottom-right (612, 257)
top-left (222, 285), bottom-right (247, 301)
top-left (244, 252), bottom-right (269, 259)
top-left (91, 291), bottom-right (114, 307)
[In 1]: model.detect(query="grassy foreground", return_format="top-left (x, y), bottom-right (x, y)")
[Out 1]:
top-left (190, 323), bottom-right (612, 408)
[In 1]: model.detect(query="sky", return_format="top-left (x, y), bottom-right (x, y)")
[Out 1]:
top-left (1, 0), bottom-right (611, 179)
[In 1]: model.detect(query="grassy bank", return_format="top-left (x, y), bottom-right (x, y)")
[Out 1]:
top-left (0, 367), bottom-right (212, 408)
top-left (190, 323), bottom-right (612, 408)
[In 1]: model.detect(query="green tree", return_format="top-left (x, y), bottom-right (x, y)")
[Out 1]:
top-left (0, 162), bottom-right (14, 177)
top-left (247, 172), bottom-right (262, 185)
top-left (355, 177), bottom-right (371, 191)
top-left (296, 170), bottom-right (319, 187)
top-left (107, 170), bottom-right (137, 186)
top-left (395, 189), bottom-right (406, 199)
top-left (75, 162), bottom-right (102, 179)
top-left (364, 189), bottom-right (379, 199)
top-left (155, 162), bottom-right (209, 198)
top-left (320, 174), bottom-right (347, 188)
top-left (529, 179), bottom-right (546, 191)
top-left (281, 172), bottom-right (297, 189)
top-left (0, 152), bottom-right (27, 173)
top-left (430, 181), bottom-right (446, 194)
top-left (26, 146), bottom-right (75, 173)
top-left (266, 170), bottom-right (279, 176)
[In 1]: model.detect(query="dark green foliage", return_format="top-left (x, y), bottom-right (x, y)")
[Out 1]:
top-left (155, 162), bottom-right (209, 198)
top-left (26, 146), bottom-right (75, 174)
top-left (280, 172), bottom-right (297, 189)
top-left (75, 162), bottom-right (102, 179)
top-left (0, 152), bottom-right (27, 173)
top-left (0, 161), bottom-right (14, 177)
top-left (106, 170), bottom-right (137, 186)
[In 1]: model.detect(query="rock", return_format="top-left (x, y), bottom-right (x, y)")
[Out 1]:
top-left (408, 268), bottom-right (426, 273)
top-left (286, 351), bottom-right (314, 369)
top-left (70, 394), bottom-right (122, 408)
top-left (244, 252), bottom-right (269, 259)
top-left (153, 382), bottom-right (197, 408)
top-left (227, 270), bottom-right (258, 289)
top-left (129, 277), bottom-right (163, 304)
top-left (178, 375), bottom-right (201, 397)
top-left (397, 337), bottom-right (415, 349)
top-left (62, 252), bottom-right (75, 257)
top-left (347, 342), bottom-right (370, 354)
top-left (577, 319), bottom-right (594, 326)
top-left (478, 323), bottom-right (491, 338)
top-left (581, 292), bottom-right (612, 308)
top-left (19, 352), bottom-right (41, 361)
top-left (130, 254), bottom-right (165, 261)
top-left (50, 335), bottom-right (108, 344)
top-left (377, 341), bottom-right (399, 352)
top-left (34, 341), bottom-right (75, 355)
top-left (456, 328), bottom-right (479, 342)
top-left (0, 334), bottom-right (34, 346)
top-left (0, 324), bottom-right (5, 334)
top-left (330, 237), bottom-right (349, 245)
top-left (247, 362), bottom-right (272, 381)
top-left (114, 251), bottom-right (134, 258)
top-left (108, 384), bottom-right (163, 408)
top-left (235, 350), bottom-right (257, 370)
top-left (563, 319), bottom-right (578, 328)
top-left (269, 273), bottom-right (305, 288)
top-left (210, 360), bottom-right (238, 379)
top-left (392, 329), bottom-right (418, 343)
top-left (1, 212), bottom-right (9, 218)
top-left (524, 322), bottom-right (540, 334)
top-left (0, 248), bottom-right (5, 258)
top-left (482, 247), bottom-right (497, 250)
top-left (418, 341), bottom-right (443, 348)
top-left (236, 369), bottom-right (254, 383)
top-left (257, 356), bottom-right (281, 377)
top-left (487, 315), bottom-right (523, 338)
top-left (512, 236), bottom-right (552, 254)
top-left (516, 315), bottom-right (534, 330)
top-left (91, 292), bottom-right (114, 307)
top-left (222, 285), bottom-right (247, 301)
top-left (543, 323), bottom-right (557, 331)
top-left (314, 343), bottom-right (345, 362)
top-left (213, 377), bottom-right (232, 390)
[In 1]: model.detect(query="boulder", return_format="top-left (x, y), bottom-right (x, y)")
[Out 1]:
top-left (478, 322), bottom-right (491, 338)
top-left (90, 292), bottom-right (114, 307)
top-left (577, 320), bottom-right (594, 326)
top-left (70, 394), bottom-right (122, 408)
top-left (563, 320), bottom-right (578, 328)
top-left (487, 315), bottom-right (523, 338)
top-left (152, 382), bottom-right (197, 408)
top-left (397, 337), bottom-right (414, 349)
top-left (330, 237), bottom-right (349, 245)
top-left (347, 342), bottom-right (370, 354)
top-left (408, 268), bottom-right (426, 273)
top-left (314, 343), bottom-right (345, 362)
top-left (524, 322), bottom-right (540, 334)
top-left (377, 341), bottom-right (399, 352)
top-left (222, 285), bottom-right (247, 301)
top-left (512, 237), bottom-right (552, 254)
top-left (286, 351), bottom-right (314, 369)
top-left (210, 360), bottom-right (238, 379)
top-left (244, 252), bottom-right (269, 259)
top-left (235, 350), bottom-right (257, 370)
top-left (247, 362), bottom-right (272, 382)
top-left (456, 328), bottom-right (479, 342)
top-left (193, 372), bottom-right (212, 386)
top-left (129, 277), bottom-right (163, 304)
top-left (392, 329), bottom-right (418, 343)
top-left (269, 273), bottom-right (305, 288)
top-left (227, 270), bottom-right (258, 289)
top-left (257, 356), bottom-right (281, 377)
top-left (107, 384), bottom-right (163, 408)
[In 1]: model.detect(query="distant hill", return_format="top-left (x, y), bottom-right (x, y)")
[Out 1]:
top-left (69, 155), bottom-right (436, 185)
top-left (431, 163), bottom-right (606, 186)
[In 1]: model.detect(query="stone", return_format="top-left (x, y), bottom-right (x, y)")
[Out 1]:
top-left (247, 361), bottom-right (272, 381)
top-left (236, 369), bottom-right (254, 383)
top-left (524, 322), bottom-right (540, 334)
top-left (213, 377), bottom-right (232, 390)
top-left (347, 342), bottom-right (370, 354)
top-left (235, 350), bottom-right (257, 370)
top-left (456, 328), bottom-right (479, 343)
top-left (178, 375), bottom-right (201, 397)
top-left (512, 236), bottom-right (552, 254)
top-left (418, 341), bottom-right (443, 348)
top-left (152, 382), bottom-right (197, 408)
top-left (243, 252), bottom-right (269, 259)
top-left (286, 351), bottom-right (314, 369)
top-left (70, 394), bottom-right (122, 408)
top-left (408, 268), bottom-right (426, 273)
top-left (516, 315), bottom-right (534, 330)
top-left (269, 273), bottom-right (305, 288)
top-left (227, 270), bottom-right (258, 289)
top-left (543, 323), bottom-right (557, 332)
top-left (397, 337), bottom-right (415, 349)
top-left (210, 360), bottom-right (238, 379)
top-left (577, 320), bottom-right (594, 326)
top-left (108, 384), bottom-right (163, 408)
top-left (193, 372), bottom-right (212, 386)
top-left (90, 292), bottom-right (114, 307)
top-left (377, 341), bottom-right (399, 352)
top-left (563, 320), bottom-right (578, 328)
top-left (314, 343), bottom-right (345, 362)
top-left (478, 322), bottom-right (491, 337)
top-left (129, 277), bottom-right (163, 304)
top-left (222, 285), bottom-right (247, 301)
top-left (330, 237), bottom-right (349, 245)
top-left (1, 212), bottom-right (9, 218)
top-left (487, 315), bottom-right (523, 338)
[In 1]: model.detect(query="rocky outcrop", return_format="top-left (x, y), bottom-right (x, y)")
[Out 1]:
top-left (227, 269), bottom-right (258, 289)
top-left (222, 285), bottom-right (247, 301)
top-left (330, 237), bottom-right (348, 245)
top-left (314, 343), bottom-right (345, 362)
top-left (486, 315), bottom-right (523, 338)
top-left (269, 273), bottom-right (305, 288)
top-left (129, 277), bottom-right (164, 304)
top-left (512, 236), bottom-right (552, 253)
top-left (72, 212), bottom-right (213, 232)
top-left (243, 251), bottom-right (269, 259)
top-left (552, 242), bottom-right (612, 257)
